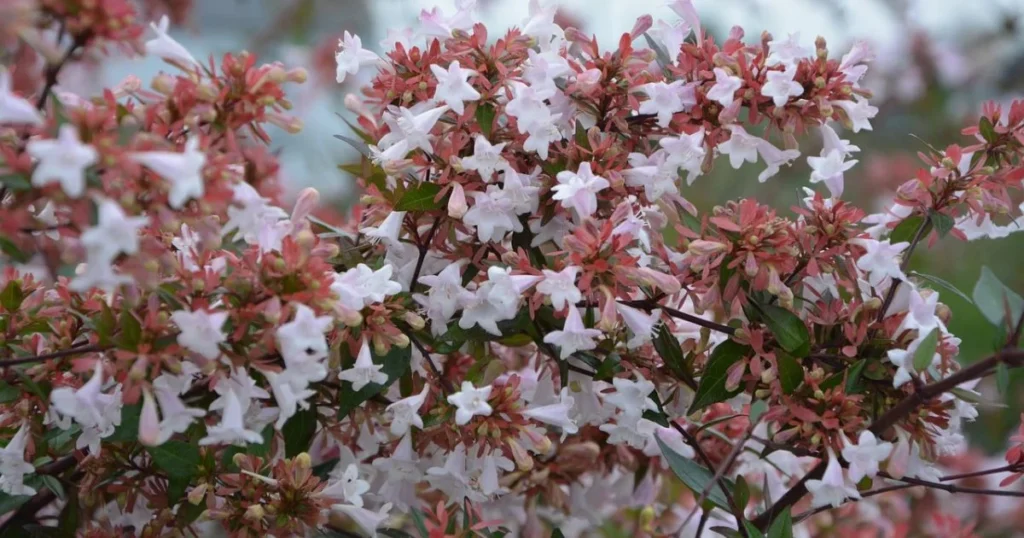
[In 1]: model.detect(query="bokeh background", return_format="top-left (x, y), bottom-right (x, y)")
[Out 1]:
top-left (93, 0), bottom-right (1024, 452)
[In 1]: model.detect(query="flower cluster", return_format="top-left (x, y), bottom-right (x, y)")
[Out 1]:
top-left (2, 0), bottom-right (1024, 537)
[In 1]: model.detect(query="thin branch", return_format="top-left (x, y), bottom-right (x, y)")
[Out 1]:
top-left (869, 349), bottom-right (1024, 437)
top-left (668, 421), bottom-right (749, 538)
top-left (0, 343), bottom-right (105, 367)
top-left (0, 453), bottom-right (81, 532)
top-left (35, 35), bottom-right (87, 110)
top-left (409, 216), bottom-right (443, 292)
top-left (876, 215), bottom-right (931, 323)
top-left (751, 459), bottom-right (826, 530)
top-left (619, 298), bottom-right (737, 335)
top-left (402, 328), bottom-right (455, 395)
top-left (940, 464), bottom-right (1024, 482)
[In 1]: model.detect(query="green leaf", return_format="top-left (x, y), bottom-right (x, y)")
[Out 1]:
top-left (0, 491), bottom-right (31, 516)
top-left (749, 400), bottom-right (768, 424)
top-left (0, 383), bottom-right (17, 404)
top-left (39, 475), bottom-right (65, 501)
top-left (890, 215), bottom-right (926, 244)
top-left (282, 407), bottom-right (318, 458)
top-left (0, 174), bottom-right (31, 192)
top-left (929, 210), bottom-right (955, 238)
top-left (733, 475), bottom-right (750, 510)
top-left (0, 280), bottom-right (24, 312)
top-left (117, 309), bottom-right (143, 351)
top-left (643, 32), bottom-right (675, 71)
top-left (337, 344), bottom-right (412, 418)
top-left (688, 340), bottom-right (749, 414)
top-left (23, 526), bottom-right (73, 538)
top-left (760, 304), bottom-right (811, 358)
top-left (997, 361), bottom-right (1010, 395)
top-left (766, 508), bottom-right (794, 538)
top-left (107, 403), bottom-right (141, 442)
top-left (593, 352), bottom-right (622, 381)
top-left (844, 359), bottom-right (868, 394)
top-left (475, 103), bottom-right (496, 139)
top-left (972, 266), bottom-right (1024, 328)
top-left (332, 133), bottom-right (369, 157)
top-left (979, 116), bottom-right (997, 143)
top-left (910, 272), bottom-right (973, 305)
top-left (776, 352), bottom-right (804, 394)
top-left (56, 484), bottom-right (79, 536)
top-left (744, 521), bottom-right (767, 538)
top-left (912, 329), bottom-right (939, 372)
top-left (94, 302), bottom-right (117, 347)
top-left (395, 182), bottom-right (443, 211)
top-left (656, 436), bottom-right (734, 511)
top-left (551, 530), bottom-right (566, 538)
top-left (148, 441), bottom-right (201, 479)
top-left (654, 324), bottom-right (696, 388)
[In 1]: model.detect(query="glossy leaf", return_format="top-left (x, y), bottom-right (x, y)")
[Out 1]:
top-left (912, 329), bottom-right (939, 372)
top-left (395, 183), bottom-right (443, 211)
top-left (688, 340), bottom-right (750, 414)
top-left (656, 436), bottom-right (734, 511)
top-left (761, 304), bottom-right (811, 358)
top-left (972, 266), bottom-right (1024, 328)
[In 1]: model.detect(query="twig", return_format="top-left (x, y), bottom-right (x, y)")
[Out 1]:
top-left (940, 464), bottom-right (1024, 482)
top-left (876, 215), bottom-right (931, 323)
top-left (751, 459), bottom-right (826, 530)
top-left (0, 343), bottom-right (105, 367)
top-left (0, 454), bottom-right (81, 532)
top-left (35, 35), bottom-right (87, 110)
top-left (668, 421), bottom-right (749, 538)
top-left (402, 328), bottom-right (454, 395)
top-left (409, 216), bottom-right (443, 292)
top-left (619, 298), bottom-right (737, 335)
top-left (869, 349), bottom-right (1024, 437)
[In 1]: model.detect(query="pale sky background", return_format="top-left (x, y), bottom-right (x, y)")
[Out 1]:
top-left (77, 0), bottom-right (1024, 202)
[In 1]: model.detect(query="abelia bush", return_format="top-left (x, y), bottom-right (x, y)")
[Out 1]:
top-left (2, 1), bottom-right (1024, 537)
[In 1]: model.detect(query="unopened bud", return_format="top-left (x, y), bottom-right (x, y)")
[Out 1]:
top-left (402, 311), bottom-right (426, 331)
top-left (294, 452), bottom-right (312, 469)
top-left (244, 504), bottom-right (265, 521)
top-left (138, 389), bottom-right (161, 447)
top-left (287, 68), bottom-right (308, 84)
top-left (447, 182), bottom-right (468, 219)
top-left (188, 482), bottom-right (208, 505)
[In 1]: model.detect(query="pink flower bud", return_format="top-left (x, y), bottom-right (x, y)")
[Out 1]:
top-left (344, 93), bottom-right (377, 127)
top-left (630, 15), bottom-right (653, 39)
top-left (139, 388), bottom-right (161, 446)
top-left (447, 182), bottom-right (468, 219)
top-left (575, 69), bottom-right (603, 93)
top-left (290, 187), bottom-right (320, 226)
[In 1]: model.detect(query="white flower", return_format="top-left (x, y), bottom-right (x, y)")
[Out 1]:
top-left (331, 502), bottom-right (393, 537)
top-left (806, 449), bottom-right (861, 508)
top-left (385, 385), bottom-right (430, 436)
top-left (170, 309), bottom-right (228, 360)
top-left (447, 381), bottom-right (493, 425)
top-left (603, 375), bottom-right (658, 422)
top-left (378, 104), bottom-right (450, 155)
top-left (264, 369), bottom-right (316, 430)
top-left (523, 49), bottom-right (572, 93)
top-left (499, 165), bottom-right (541, 214)
top-left (144, 15), bottom-right (199, 67)
top-left (761, 67), bottom-right (804, 107)
top-left (415, 263), bottom-right (472, 334)
top-left (335, 31), bottom-right (381, 84)
top-left (26, 124), bottom-right (98, 198)
top-left (0, 68), bottom-right (43, 125)
top-left (841, 431), bottom-right (893, 483)
top-left (321, 464), bottom-right (372, 507)
top-left (808, 150), bottom-right (857, 198)
top-left (615, 303), bottom-right (661, 348)
top-left (706, 68), bottom-right (743, 107)
top-left (521, 387), bottom-right (578, 437)
top-left (851, 238), bottom-right (909, 288)
top-left (639, 80), bottom-right (696, 127)
top-left (340, 339), bottom-right (389, 391)
top-left (506, 82), bottom-right (555, 134)
top-left (50, 360), bottom-right (123, 454)
top-left (221, 182), bottom-right (289, 244)
top-left (537, 266), bottom-right (582, 310)
top-left (543, 307), bottom-right (603, 359)
top-left (521, 0), bottom-right (564, 47)
top-left (361, 211), bottom-right (406, 245)
top-left (833, 97), bottom-right (878, 133)
top-left (839, 40), bottom-right (873, 87)
top-left (130, 136), bottom-right (207, 209)
top-left (463, 185), bottom-right (519, 243)
top-left (151, 380), bottom-right (205, 443)
top-left (274, 304), bottom-right (334, 382)
top-left (332, 264), bottom-right (403, 311)
top-left (767, 32), bottom-right (811, 66)
top-left (624, 151), bottom-right (679, 201)
top-left (522, 116), bottom-right (564, 160)
top-left (461, 135), bottom-right (508, 181)
top-left (553, 162), bottom-right (610, 217)
top-left (0, 423), bottom-right (36, 496)
top-left (80, 198), bottom-right (148, 260)
top-left (649, 19), bottom-right (690, 61)
top-left (659, 128), bottom-right (706, 185)
top-left (199, 388), bottom-right (264, 446)
top-left (418, 3), bottom-right (476, 39)
top-left (897, 287), bottom-right (941, 335)
top-left (755, 137), bottom-right (801, 183)
top-left (430, 60), bottom-right (480, 115)
top-left (718, 125), bottom-right (761, 169)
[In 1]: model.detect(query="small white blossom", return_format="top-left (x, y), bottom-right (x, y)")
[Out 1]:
top-left (706, 68), bottom-right (743, 107)
top-left (274, 304), bottom-right (334, 382)
top-left (638, 80), bottom-right (696, 127)
top-left (447, 381), bottom-right (493, 425)
top-left (543, 307), bottom-right (603, 359)
top-left (26, 124), bottom-right (98, 198)
top-left (144, 15), bottom-right (199, 67)
top-left (429, 60), bottom-right (480, 115)
top-left (199, 388), bottom-right (264, 446)
top-left (335, 31), bottom-right (382, 84)
top-left (806, 449), bottom-right (861, 508)
top-left (385, 385), bottom-right (430, 436)
top-left (130, 136), bottom-right (207, 209)
top-left (841, 431), bottom-right (893, 483)
top-left (537, 266), bottom-right (582, 311)
top-left (0, 68), bottom-right (43, 125)
top-left (170, 309), bottom-right (228, 360)
top-left (461, 135), bottom-right (508, 181)
top-left (761, 67), bottom-right (804, 107)
top-left (553, 162), bottom-right (610, 218)
top-left (340, 339), bottom-right (389, 391)
top-left (0, 423), bottom-right (36, 496)
top-left (851, 238), bottom-right (909, 288)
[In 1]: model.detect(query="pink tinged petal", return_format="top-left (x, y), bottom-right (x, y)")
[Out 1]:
top-left (138, 389), bottom-right (161, 446)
